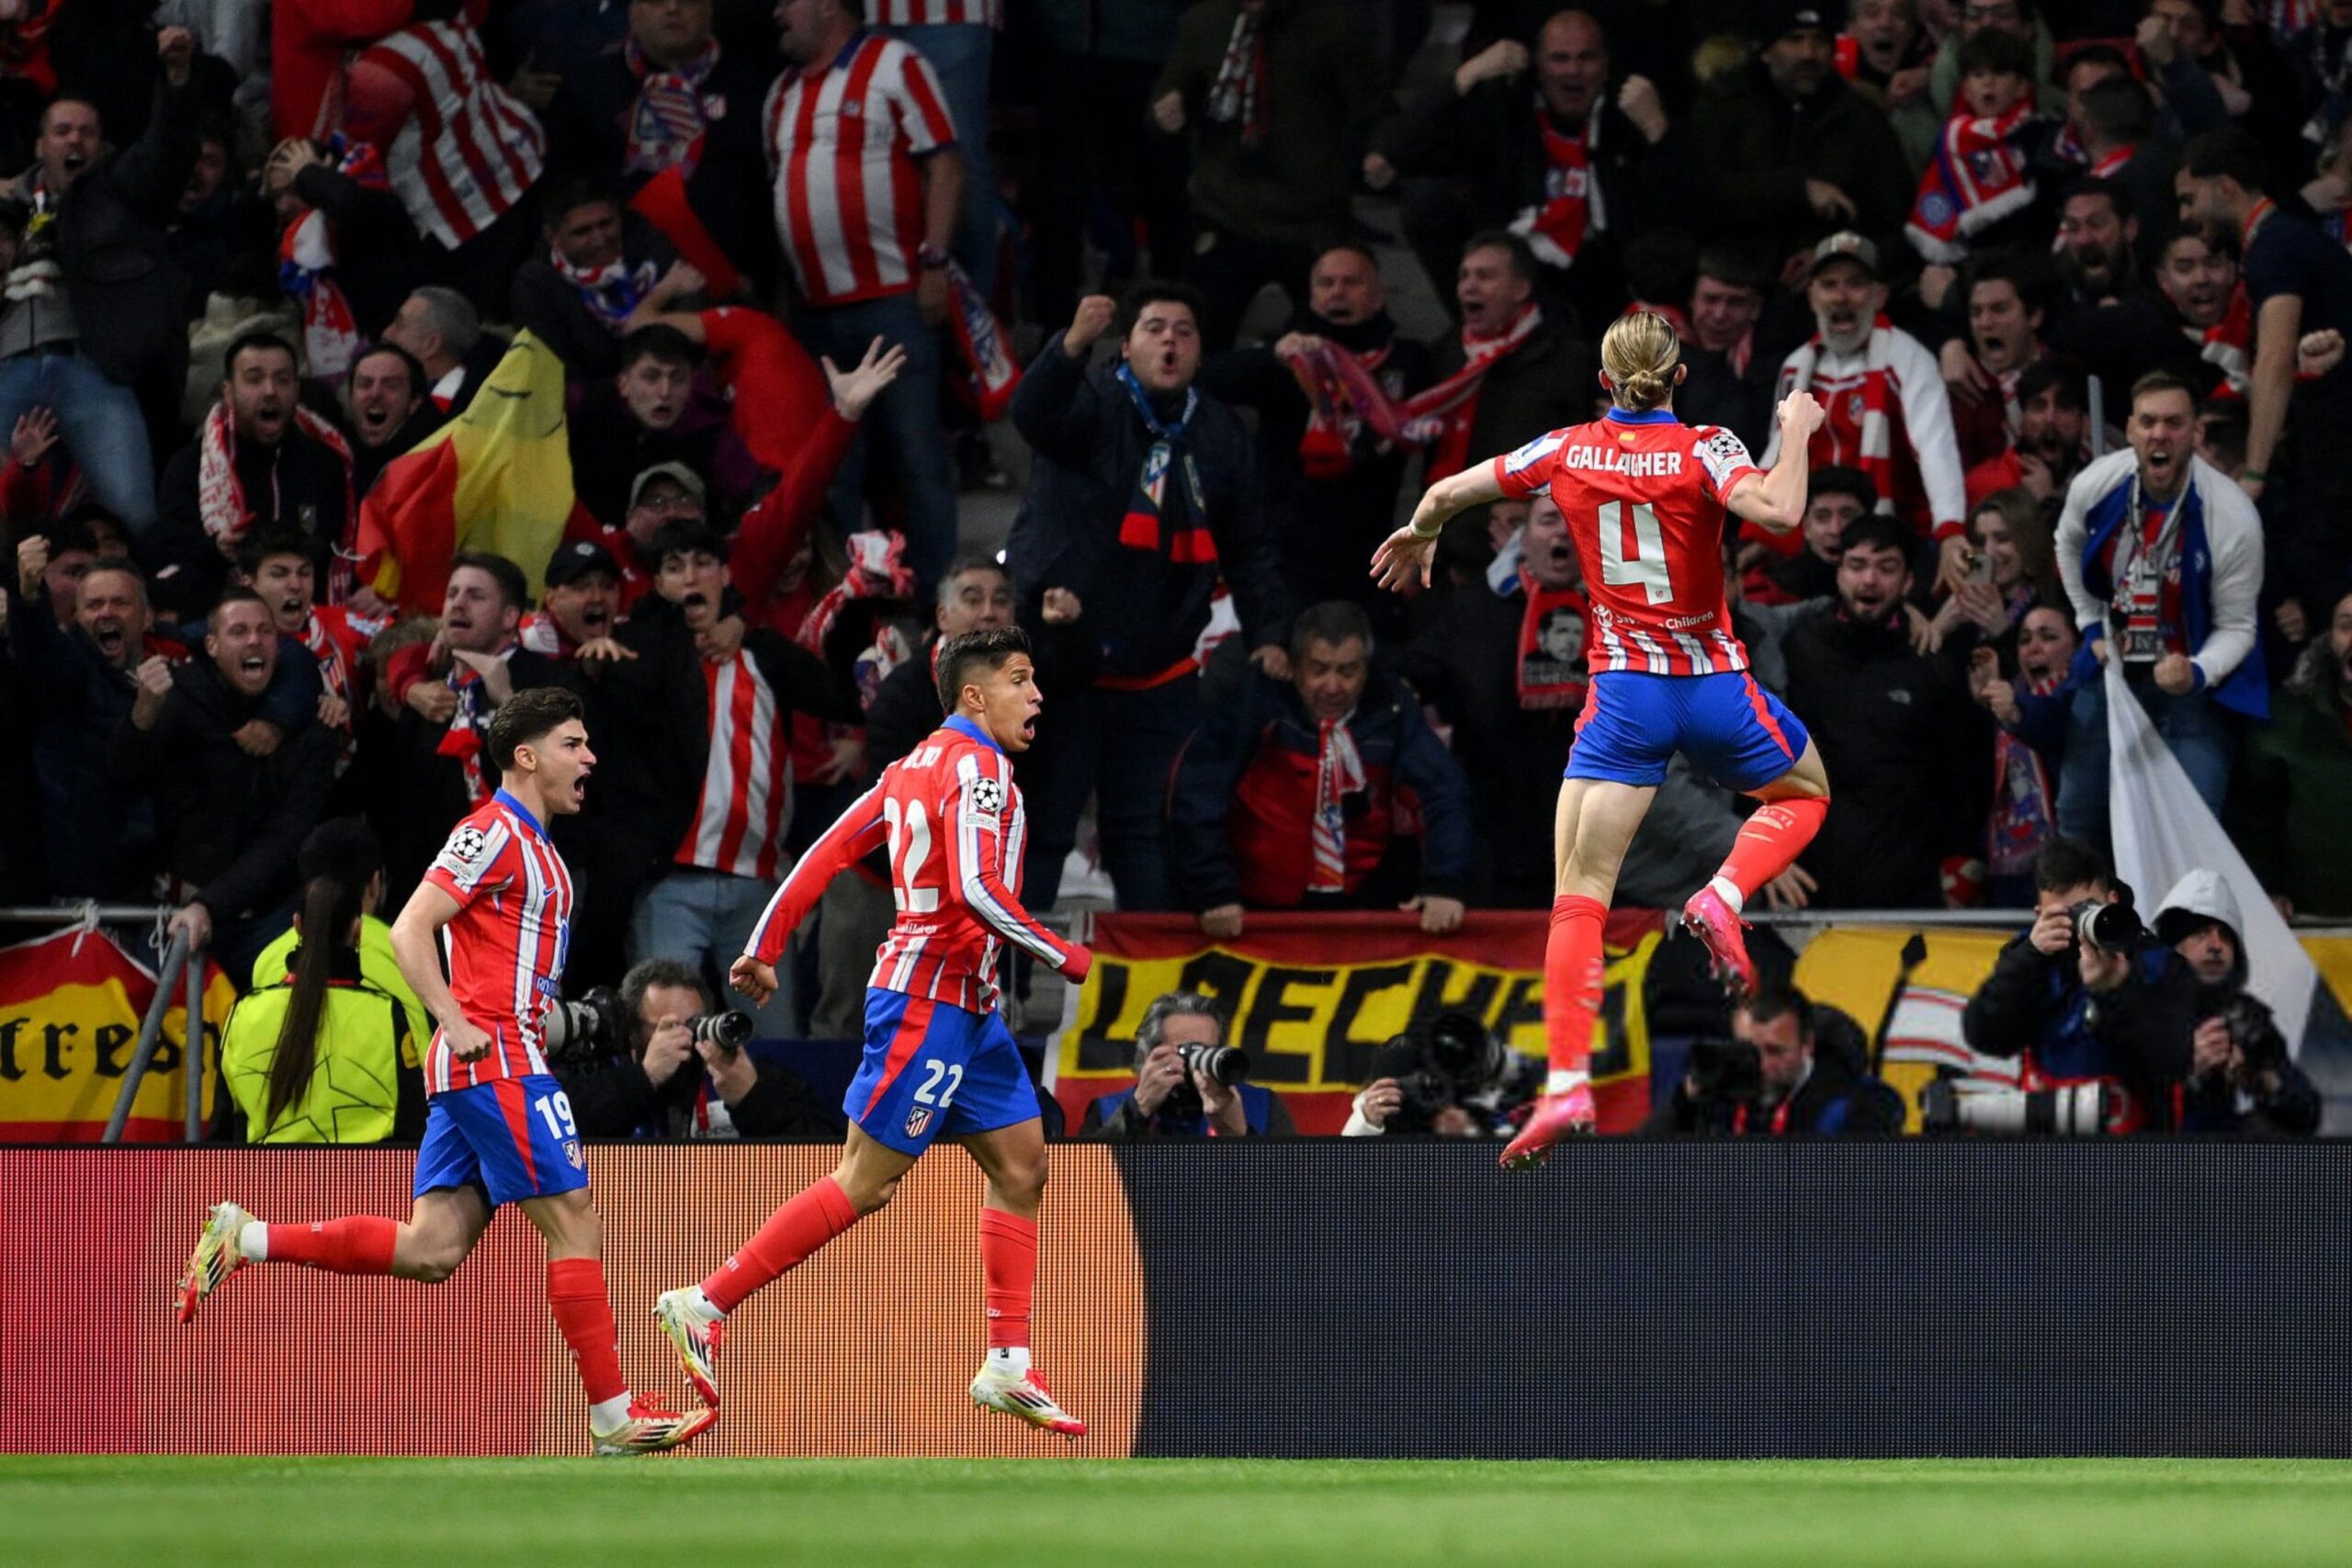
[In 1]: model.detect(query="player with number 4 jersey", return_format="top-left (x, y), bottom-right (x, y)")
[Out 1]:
top-left (173, 688), bottom-right (714, 1457)
top-left (651, 626), bottom-right (1095, 1439)
top-left (1374, 312), bottom-right (1837, 1168)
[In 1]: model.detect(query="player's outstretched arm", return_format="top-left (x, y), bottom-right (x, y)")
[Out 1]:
top-left (734, 785), bottom-right (890, 1004)
top-left (1373, 463), bottom-right (1507, 590)
top-left (389, 880), bottom-right (492, 1062)
top-left (1724, 390), bottom-right (1824, 535)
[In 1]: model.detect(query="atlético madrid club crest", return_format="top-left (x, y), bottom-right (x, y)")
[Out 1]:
top-left (563, 1139), bottom-right (583, 1168)
top-left (904, 1106), bottom-right (933, 1139)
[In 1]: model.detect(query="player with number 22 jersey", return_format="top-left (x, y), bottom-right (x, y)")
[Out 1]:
top-left (653, 626), bottom-right (1094, 1441)
top-left (1374, 311), bottom-right (1838, 1169)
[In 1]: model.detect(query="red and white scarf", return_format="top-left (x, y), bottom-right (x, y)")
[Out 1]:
top-left (196, 400), bottom-right (358, 591)
top-left (1906, 101), bottom-right (2038, 264)
top-left (2193, 283), bottom-right (2253, 398)
top-left (1204, 7), bottom-right (1266, 147)
top-left (276, 138), bottom-right (385, 382)
top-left (1510, 104), bottom-right (1605, 270)
top-left (1308, 715), bottom-right (1364, 892)
top-left (1277, 303), bottom-right (1543, 484)
top-left (626, 37), bottom-right (722, 177)
top-left (796, 530), bottom-right (914, 657)
top-left (1515, 572), bottom-right (1590, 710)
top-left (1777, 317), bottom-right (1901, 517)
top-left (944, 257), bottom-right (1019, 420)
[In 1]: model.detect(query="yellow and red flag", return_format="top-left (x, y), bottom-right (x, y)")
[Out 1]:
top-left (355, 331), bottom-right (574, 615)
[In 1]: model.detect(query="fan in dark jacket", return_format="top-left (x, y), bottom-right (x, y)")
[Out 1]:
top-left (1170, 601), bottom-right (1474, 934)
top-left (0, 30), bottom-right (207, 533)
top-left (537, 0), bottom-right (775, 298)
top-left (1686, 10), bottom-right (1916, 283)
top-left (511, 186), bottom-right (683, 383)
top-left (1777, 516), bottom-right (1985, 908)
top-left (1199, 244), bottom-right (1432, 628)
top-left (1376, 8), bottom-right (1702, 336)
top-left (6, 545), bottom-right (163, 898)
top-left (107, 591), bottom-right (336, 978)
top-left (1004, 283), bottom-right (1291, 913)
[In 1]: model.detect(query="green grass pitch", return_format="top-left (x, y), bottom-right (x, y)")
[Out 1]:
top-left (6, 1456), bottom-right (2351, 1566)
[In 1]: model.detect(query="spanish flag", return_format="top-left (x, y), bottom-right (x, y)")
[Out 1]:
top-left (356, 331), bottom-right (573, 615)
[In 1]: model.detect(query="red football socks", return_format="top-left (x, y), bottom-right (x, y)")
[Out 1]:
top-left (546, 1258), bottom-right (628, 1406)
top-left (701, 1175), bottom-right (860, 1314)
top-left (265, 1215), bottom-right (398, 1275)
top-left (1713, 796), bottom-right (1830, 904)
top-left (978, 1207), bottom-right (1037, 1351)
top-left (1544, 895), bottom-right (1608, 1076)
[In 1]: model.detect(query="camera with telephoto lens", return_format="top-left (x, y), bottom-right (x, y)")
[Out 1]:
top-left (1372, 1011), bottom-right (1510, 1134)
top-left (2067, 899), bottom-right (2143, 953)
top-left (688, 1010), bottom-right (755, 1053)
top-left (1156, 1041), bottom-right (1250, 1121)
top-left (1921, 1077), bottom-right (2112, 1136)
top-left (541, 985), bottom-right (626, 1064)
top-left (1688, 1034), bottom-right (1765, 1104)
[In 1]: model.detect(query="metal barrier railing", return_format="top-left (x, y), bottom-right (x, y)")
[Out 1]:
top-left (0, 904), bottom-right (206, 1144)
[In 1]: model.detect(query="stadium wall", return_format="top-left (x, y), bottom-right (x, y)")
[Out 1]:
top-left (12, 1143), bottom-right (2349, 1459)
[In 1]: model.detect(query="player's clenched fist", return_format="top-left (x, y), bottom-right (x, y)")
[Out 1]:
top-left (1064, 295), bottom-right (1117, 357)
top-left (729, 954), bottom-right (779, 1007)
top-left (444, 1017), bottom-right (494, 1063)
top-left (1776, 389), bottom-right (1826, 444)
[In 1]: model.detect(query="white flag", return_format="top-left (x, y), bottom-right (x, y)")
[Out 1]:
top-left (2103, 659), bottom-right (2315, 1049)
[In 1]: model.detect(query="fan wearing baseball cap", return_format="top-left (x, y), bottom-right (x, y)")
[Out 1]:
top-left (1758, 231), bottom-right (1970, 581)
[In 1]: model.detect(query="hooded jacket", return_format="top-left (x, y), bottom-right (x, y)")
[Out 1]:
top-left (2154, 869), bottom-right (2320, 1136)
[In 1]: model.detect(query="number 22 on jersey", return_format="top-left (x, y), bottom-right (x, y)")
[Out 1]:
top-left (882, 796), bottom-right (941, 913)
top-left (1598, 500), bottom-right (1676, 605)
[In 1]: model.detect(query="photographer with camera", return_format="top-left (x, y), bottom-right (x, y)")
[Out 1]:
top-left (2155, 871), bottom-right (2321, 1137)
top-left (1080, 992), bottom-right (1295, 1139)
top-left (552, 959), bottom-right (840, 1141)
top-left (1642, 982), bottom-right (1903, 1136)
top-left (1957, 838), bottom-right (2198, 1132)
top-left (1341, 1010), bottom-right (1543, 1139)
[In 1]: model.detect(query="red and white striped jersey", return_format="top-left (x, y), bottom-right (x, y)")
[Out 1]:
top-left (1493, 408), bottom-right (1763, 678)
top-left (870, 0), bottom-right (1002, 25)
top-left (675, 649), bottom-right (796, 880)
top-left (763, 30), bottom-right (956, 306)
top-left (345, 20), bottom-right (546, 250)
top-left (421, 790), bottom-right (574, 1093)
top-left (745, 716), bottom-right (1087, 1014)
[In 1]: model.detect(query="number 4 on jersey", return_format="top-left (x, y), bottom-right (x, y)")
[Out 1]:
top-left (1598, 500), bottom-right (1675, 605)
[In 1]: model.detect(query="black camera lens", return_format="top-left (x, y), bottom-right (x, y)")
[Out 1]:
top-left (1177, 1042), bottom-right (1249, 1087)
top-left (2069, 900), bottom-right (2142, 953)
top-left (689, 1010), bottom-right (754, 1050)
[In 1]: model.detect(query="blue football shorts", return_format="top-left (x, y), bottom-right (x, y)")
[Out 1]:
top-left (847, 988), bottom-right (1040, 1155)
top-left (1568, 669), bottom-right (1811, 793)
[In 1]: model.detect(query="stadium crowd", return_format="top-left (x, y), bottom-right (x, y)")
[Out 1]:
top-left (4, 0), bottom-right (2352, 1142)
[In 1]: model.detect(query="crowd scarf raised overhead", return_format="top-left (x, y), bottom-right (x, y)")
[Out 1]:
top-left (1276, 302), bottom-right (1544, 483)
top-left (277, 136), bottom-right (387, 382)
